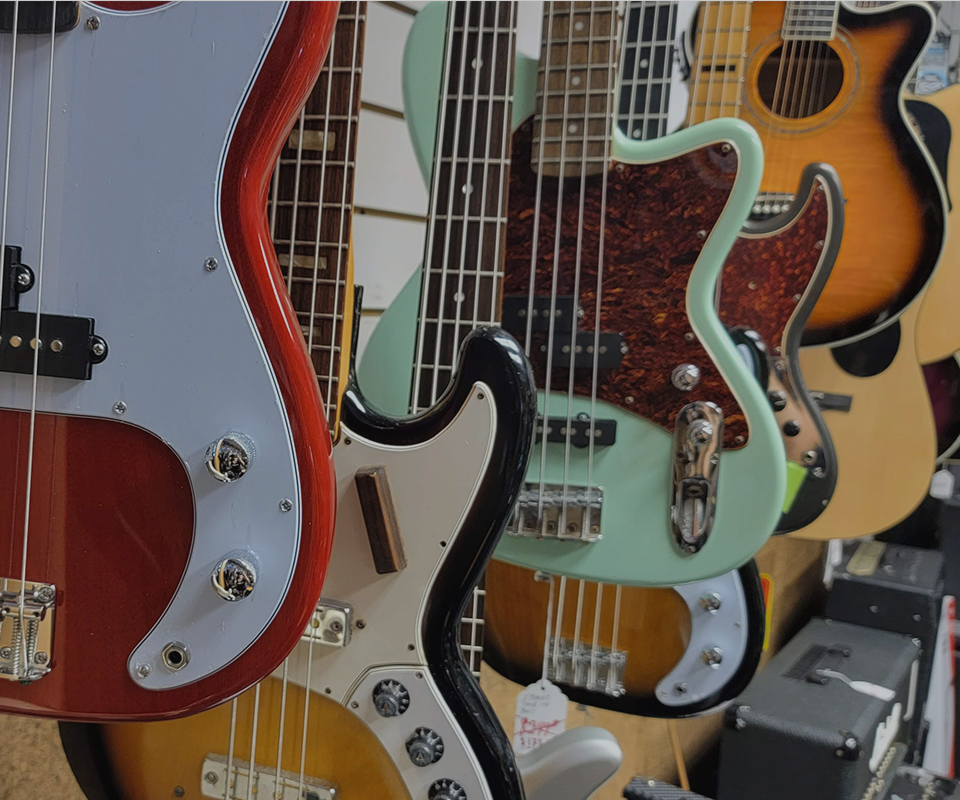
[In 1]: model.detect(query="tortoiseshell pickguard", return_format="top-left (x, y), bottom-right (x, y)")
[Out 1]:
top-left (503, 119), bottom-right (749, 448)
top-left (719, 186), bottom-right (830, 349)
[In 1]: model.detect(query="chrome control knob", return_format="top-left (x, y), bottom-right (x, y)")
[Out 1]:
top-left (430, 779), bottom-right (467, 800)
top-left (205, 433), bottom-right (255, 482)
top-left (406, 728), bottom-right (444, 766)
top-left (211, 556), bottom-right (257, 601)
top-left (372, 679), bottom-right (410, 717)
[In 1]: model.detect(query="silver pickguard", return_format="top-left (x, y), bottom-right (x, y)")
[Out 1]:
top-left (0, 2), bottom-right (304, 689)
top-left (280, 383), bottom-right (498, 800)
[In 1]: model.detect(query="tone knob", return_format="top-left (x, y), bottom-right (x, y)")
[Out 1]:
top-left (205, 433), bottom-right (255, 482)
top-left (211, 556), bottom-right (257, 601)
top-left (768, 390), bottom-right (788, 412)
top-left (672, 363), bottom-right (701, 392)
top-left (406, 728), bottom-right (444, 766)
top-left (430, 779), bottom-right (467, 800)
top-left (372, 679), bottom-right (410, 717)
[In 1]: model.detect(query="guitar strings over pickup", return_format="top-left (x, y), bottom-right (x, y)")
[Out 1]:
top-left (508, 483), bottom-right (603, 542)
top-left (536, 413), bottom-right (617, 448)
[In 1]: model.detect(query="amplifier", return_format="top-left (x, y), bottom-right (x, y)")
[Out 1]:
top-left (623, 778), bottom-right (709, 800)
top-left (883, 766), bottom-right (960, 799)
top-left (826, 540), bottom-right (945, 763)
top-left (718, 618), bottom-right (919, 800)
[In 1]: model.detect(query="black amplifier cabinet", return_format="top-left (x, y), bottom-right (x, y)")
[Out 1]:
top-left (623, 778), bottom-right (710, 799)
top-left (884, 766), bottom-right (960, 800)
top-left (826, 540), bottom-right (945, 762)
top-left (718, 618), bottom-right (919, 800)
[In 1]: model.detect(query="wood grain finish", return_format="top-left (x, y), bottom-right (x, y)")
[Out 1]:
top-left (0, 2), bottom-right (338, 721)
top-left (503, 120), bottom-right (749, 448)
top-left (355, 465), bottom-right (406, 574)
top-left (97, 677), bottom-right (412, 800)
top-left (695, 1), bottom-right (943, 341)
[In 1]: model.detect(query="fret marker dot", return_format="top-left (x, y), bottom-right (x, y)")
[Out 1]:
top-left (568, 123), bottom-right (578, 134)
top-left (471, 57), bottom-right (483, 69)
top-left (461, 183), bottom-right (474, 195)
top-left (454, 291), bottom-right (465, 303)
top-left (571, 75), bottom-right (582, 87)
top-left (633, 129), bottom-right (642, 139)
top-left (640, 58), bottom-right (649, 69)
top-left (574, 20), bottom-right (584, 31)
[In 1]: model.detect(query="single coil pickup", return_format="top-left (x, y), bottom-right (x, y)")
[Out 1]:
top-left (508, 483), bottom-right (603, 542)
top-left (0, 2), bottom-right (80, 33)
top-left (537, 332), bottom-right (624, 369)
top-left (502, 295), bottom-right (578, 334)
top-left (536, 413), bottom-right (617, 448)
top-left (0, 311), bottom-right (107, 380)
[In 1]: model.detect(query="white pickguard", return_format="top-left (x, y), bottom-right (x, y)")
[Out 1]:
top-left (279, 383), bottom-right (499, 800)
top-left (0, 2), bottom-right (304, 689)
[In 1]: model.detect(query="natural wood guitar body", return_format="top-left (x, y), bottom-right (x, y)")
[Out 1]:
top-left (729, 2), bottom-right (943, 341)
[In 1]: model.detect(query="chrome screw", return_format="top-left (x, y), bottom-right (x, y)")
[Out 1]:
top-left (91, 341), bottom-right (105, 357)
top-left (673, 682), bottom-right (688, 695)
top-left (50, 339), bottom-right (63, 353)
top-left (174, 788), bottom-right (185, 798)
top-left (204, 772), bottom-right (219, 786)
top-left (113, 401), bottom-right (127, 415)
top-left (136, 663), bottom-right (151, 679)
top-left (812, 467), bottom-right (826, 478)
top-left (34, 652), bottom-right (48, 666)
top-left (696, 229), bottom-right (707, 239)
top-left (16, 271), bottom-right (30, 287)
top-left (802, 450), bottom-right (818, 465)
top-left (0, 647), bottom-right (12, 660)
top-left (35, 586), bottom-right (55, 604)
top-left (279, 497), bottom-right (293, 512)
top-left (204, 257), bottom-right (218, 272)
top-left (684, 331), bottom-right (695, 342)
top-left (329, 619), bottom-right (344, 634)
top-left (85, 15), bottom-right (100, 30)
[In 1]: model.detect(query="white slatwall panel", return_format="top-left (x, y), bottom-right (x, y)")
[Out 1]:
top-left (361, 3), bottom-right (414, 111)
top-left (353, 108), bottom-right (429, 217)
top-left (352, 213), bottom-right (425, 308)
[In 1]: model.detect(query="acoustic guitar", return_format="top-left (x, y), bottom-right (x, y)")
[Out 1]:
top-left (360, 0), bottom-right (787, 586)
top-left (0, 1), bottom-right (340, 721)
top-left (690, 1), bottom-right (945, 344)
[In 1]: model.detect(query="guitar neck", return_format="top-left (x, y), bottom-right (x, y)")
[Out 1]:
top-left (686, 2), bottom-right (752, 125)
top-left (410, 1), bottom-right (518, 414)
top-left (269, 2), bottom-right (366, 438)
top-left (782, 1), bottom-right (840, 41)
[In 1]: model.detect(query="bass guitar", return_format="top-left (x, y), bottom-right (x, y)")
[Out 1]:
top-left (361, 0), bottom-right (787, 586)
top-left (0, 0), bottom-right (339, 721)
top-left (62, 5), bottom-right (537, 800)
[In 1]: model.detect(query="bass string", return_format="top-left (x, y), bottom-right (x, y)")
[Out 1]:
top-left (19, 0), bottom-right (57, 659)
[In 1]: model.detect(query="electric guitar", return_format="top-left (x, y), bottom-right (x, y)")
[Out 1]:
top-left (360, 0), bottom-right (787, 587)
top-left (690, 1), bottom-right (945, 345)
top-left (63, 6), bottom-right (538, 800)
top-left (0, 1), bottom-right (339, 721)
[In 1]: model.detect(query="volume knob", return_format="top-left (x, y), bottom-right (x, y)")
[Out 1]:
top-left (406, 728), bottom-right (444, 766)
top-left (430, 779), bottom-right (467, 800)
top-left (372, 679), bottom-right (410, 717)
top-left (205, 433), bottom-right (255, 482)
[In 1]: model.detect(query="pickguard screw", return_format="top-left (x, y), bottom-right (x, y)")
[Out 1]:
top-left (279, 497), bottom-right (293, 512)
top-left (696, 229), bottom-right (707, 239)
top-left (815, 240), bottom-right (824, 249)
top-left (91, 340), bottom-right (105, 357)
top-left (204, 257), bottom-right (218, 272)
top-left (792, 294), bottom-right (802, 303)
top-left (802, 450), bottom-right (817, 465)
top-left (735, 435), bottom-right (745, 445)
top-left (625, 395), bottom-right (635, 405)
top-left (351, 701), bottom-right (359, 709)
top-left (113, 401), bottom-right (127, 415)
top-left (136, 663), bottom-right (151, 679)
top-left (684, 332), bottom-right (695, 342)
top-left (721, 143), bottom-right (732, 153)
top-left (674, 682), bottom-right (688, 695)
top-left (15, 271), bottom-right (29, 287)
top-left (204, 772), bottom-right (218, 785)
top-left (748, 281), bottom-right (757, 290)
top-left (174, 788), bottom-right (185, 798)
top-left (616, 163), bottom-right (625, 172)
top-left (33, 652), bottom-right (48, 665)
top-left (85, 15), bottom-right (100, 30)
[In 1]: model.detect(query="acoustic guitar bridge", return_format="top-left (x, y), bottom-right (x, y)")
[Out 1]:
top-left (0, 578), bottom-right (56, 683)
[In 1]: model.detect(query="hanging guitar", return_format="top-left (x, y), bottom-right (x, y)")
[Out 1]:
top-left (62, 6), bottom-right (537, 800)
top-left (0, 0), bottom-right (340, 721)
top-left (361, 0), bottom-right (787, 587)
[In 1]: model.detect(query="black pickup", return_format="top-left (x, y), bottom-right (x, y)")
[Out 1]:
top-left (502, 295), bottom-right (578, 334)
top-left (536, 413), bottom-right (616, 448)
top-left (0, 2), bottom-right (80, 33)
top-left (538, 331), bottom-right (624, 369)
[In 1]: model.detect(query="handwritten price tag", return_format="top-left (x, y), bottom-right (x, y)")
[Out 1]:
top-left (513, 679), bottom-right (568, 754)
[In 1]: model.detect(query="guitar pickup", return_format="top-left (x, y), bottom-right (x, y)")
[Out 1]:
top-left (0, 311), bottom-right (107, 380)
top-left (0, 2), bottom-right (80, 33)
top-left (508, 483), bottom-right (603, 542)
top-left (536, 413), bottom-right (617, 448)
top-left (538, 332), bottom-right (624, 369)
top-left (200, 755), bottom-right (337, 800)
top-left (502, 295), bottom-right (578, 334)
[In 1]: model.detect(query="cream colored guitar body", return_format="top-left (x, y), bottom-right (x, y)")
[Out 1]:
top-left (791, 303), bottom-right (936, 541)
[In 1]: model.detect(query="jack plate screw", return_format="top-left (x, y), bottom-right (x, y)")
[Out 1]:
top-left (91, 341), bottom-right (106, 357)
top-left (136, 663), bottom-right (151, 679)
top-left (85, 16), bottom-right (100, 30)
top-left (279, 498), bottom-right (293, 512)
top-left (113, 401), bottom-right (127, 415)
top-left (33, 652), bottom-right (48, 665)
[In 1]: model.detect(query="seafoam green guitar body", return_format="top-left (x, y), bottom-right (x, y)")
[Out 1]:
top-left (357, 3), bottom-right (786, 585)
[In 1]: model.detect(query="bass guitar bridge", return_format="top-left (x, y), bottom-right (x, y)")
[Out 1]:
top-left (547, 635), bottom-right (627, 697)
top-left (0, 578), bottom-right (56, 683)
top-left (507, 483), bottom-right (603, 541)
top-left (671, 402), bottom-right (723, 554)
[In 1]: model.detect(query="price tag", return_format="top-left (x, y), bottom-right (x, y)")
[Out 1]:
top-left (513, 679), bottom-right (568, 754)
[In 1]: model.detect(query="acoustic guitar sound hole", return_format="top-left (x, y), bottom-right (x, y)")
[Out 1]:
top-left (758, 43), bottom-right (844, 119)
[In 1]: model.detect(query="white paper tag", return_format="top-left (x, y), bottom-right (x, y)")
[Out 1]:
top-left (931, 469), bottom-right (956, 500)
top-left (513, 679), bottom-right (568, 754)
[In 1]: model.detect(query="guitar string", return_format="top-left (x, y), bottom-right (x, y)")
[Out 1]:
top-left (626, 0), bottom-right (647, 139)
top-left (18, 0), bottom-right (57, 657)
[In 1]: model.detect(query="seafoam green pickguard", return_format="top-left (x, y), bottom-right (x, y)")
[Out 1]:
top-left (357, 2), bottom-right (786, 585)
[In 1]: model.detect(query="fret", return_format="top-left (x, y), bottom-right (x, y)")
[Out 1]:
top-left (277, 158), bottom-right (355, 168)
top-left (429, 268), bottom-right (504, 278)
top-left (781, 1), bottom-right (840, 41)
top-left (272, 239), bottom-right (350, 249)
top-left (686, 2), bottom-right (752, 125)
top-left (434, 214), bottom-right (509, 223)
top-left (309, 343), bottom-right (342, 353)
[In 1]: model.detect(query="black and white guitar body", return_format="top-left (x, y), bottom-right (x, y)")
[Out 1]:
top-left (281, 327), bottom-right (536, 800)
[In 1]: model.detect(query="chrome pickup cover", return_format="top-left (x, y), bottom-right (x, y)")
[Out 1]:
top-left (507, 483), bottom-right (603, 542)
top-left (0, 578), bottom-right (55, 682)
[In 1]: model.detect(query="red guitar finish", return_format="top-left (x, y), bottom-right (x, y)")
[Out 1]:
top-left (0, 2), bottom-right (339, 721)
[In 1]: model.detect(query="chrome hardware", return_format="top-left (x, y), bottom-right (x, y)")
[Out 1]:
top-left (699, 592), bottom-right (722, 613)
top-left (507, 483), bottom-right (603, 541)
top-left (302, 599), bottom-right (352, 649)
top-left (671, 402), bottom-right (723, 554)
top-left (85, 15), bottom-right (100, 30)
top-left (752, 191), bottom-right (795, 218)
top-left (211, 555), bottom-right (257, 602)
top-left (546, 636), bottom-right (626, 697)
top-left (701, 646), bottom-right (723, 667)
top-left (203, 257), bottom-right (218, 272)
top-left (430, 780), bottom-right (467, 800)
top-left (671, 363), bottom-right (701, 392)
top-left (0, 579), bottom-right (56, 682)
top-left (372, 679), bottom-right (410, 717)
top-left (161, 642), bottom-right (189, 671)
top-left (406, 728), bottom-right (444, 766)
top-left (205, 432), bottom-right (255, 483)
top-left (199, 755), bottom-right (338, 800)
top-left (113, 400), bottom-right (126, 415)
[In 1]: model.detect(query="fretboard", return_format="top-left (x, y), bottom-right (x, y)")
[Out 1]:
top-left (686, 2), bottom-right (752, 125)
top-left (782, 1), bottom-right (839, 41)
top-left (268, 2), bottom-right (366, 437)
top-left (618, 1), bottom-right (680, 142)
top-left (410, 1), bottom-right (518, 413)
top-left (531, 1), bottom-right (619, 178)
